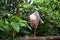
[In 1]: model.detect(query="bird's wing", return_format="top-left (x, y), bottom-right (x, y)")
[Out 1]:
top-left (35, 11), bottom-right (44, 23)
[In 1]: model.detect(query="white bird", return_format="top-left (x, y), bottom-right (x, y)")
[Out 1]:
top-left (29, 11), bottom-right (44, 28)
top-left (29, 11), bottom-right (44, 37)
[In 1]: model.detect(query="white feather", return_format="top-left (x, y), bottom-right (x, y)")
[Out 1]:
top-left (30, 13), bottom-right (36, 20)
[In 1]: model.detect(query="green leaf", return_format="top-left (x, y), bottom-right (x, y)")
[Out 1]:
top-left (22, 4), bottom-right (31, 9)
top-left (0, 19), bottom-right (3, 26)
top-left (15, 17), bottom-right (21, 21)
top-left (25, 22), bottom-right (32, 30)
top-left (33, 0), bottom-right (44, 4)
top-left (5, 21), bottom-right (9, 25)
top-left (19, 8), bottom-right (23, 11)
top-left (11, 22), bottom-right (20, 33)
top-left (19, 20), bottom-right (32, 30)
top-left (20, 23), bottom-right (26, 27)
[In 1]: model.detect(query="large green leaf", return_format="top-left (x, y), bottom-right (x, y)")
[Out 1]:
top-left (11, 22), bottom-right (20, 33)
top-left (19, 20), bottom-right (32, 30)
top-left (19, 23), bottom-right (26, 27)
top-left (0, 19), bottom-right (3, 27)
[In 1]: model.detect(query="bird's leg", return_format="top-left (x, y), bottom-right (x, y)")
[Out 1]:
top-left (34, 28), bottom-right (36, 37)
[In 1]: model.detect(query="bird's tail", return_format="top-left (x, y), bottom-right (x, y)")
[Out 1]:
top-left (39, 17), bottom-right (44, 24)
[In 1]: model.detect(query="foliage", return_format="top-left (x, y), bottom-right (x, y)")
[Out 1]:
top-left (0, 13), bottom-right (32, 39)
top-left (19, 0), bottom-right (60, 36)
top-left (0, 0), bottom-right (60, 40)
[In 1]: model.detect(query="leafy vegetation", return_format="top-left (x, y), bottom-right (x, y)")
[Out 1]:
top-left (0, 0), bottom-right (60, 40)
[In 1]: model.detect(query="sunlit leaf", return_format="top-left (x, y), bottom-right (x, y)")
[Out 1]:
top-left (11, 22), bottom-right (20, 33)
top-left (22, 4), bottom-right (31, 9)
